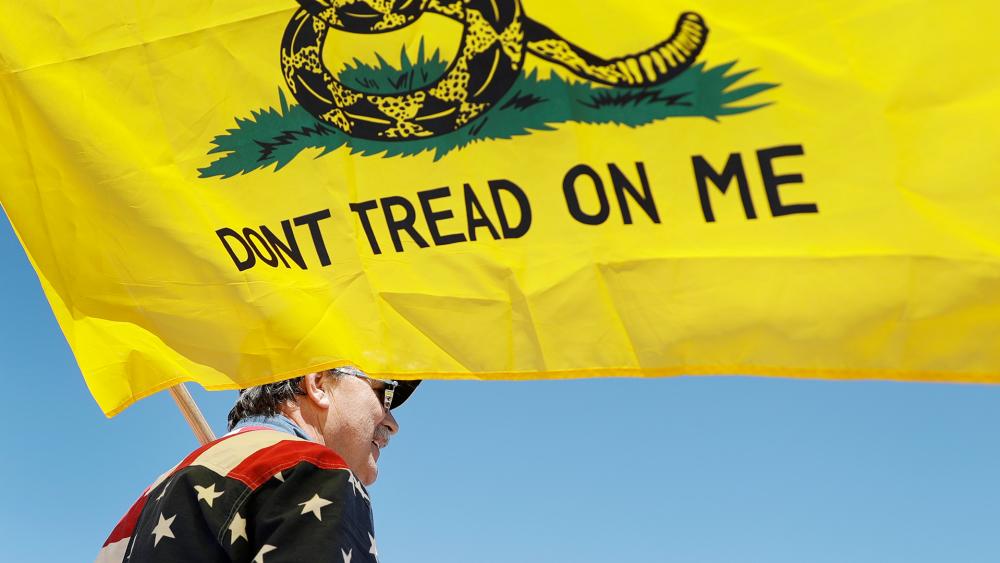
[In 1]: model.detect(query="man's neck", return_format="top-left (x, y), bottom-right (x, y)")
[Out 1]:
top-left (278, 406), bottom-right (324, 445)
top-left (233, 412), bottom-right (315, 442)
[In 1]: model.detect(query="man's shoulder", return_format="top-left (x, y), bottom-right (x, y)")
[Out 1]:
top-left (97, 429), bottom-right (360, 562)
top-left (194, 428), bottom-right (351, 489)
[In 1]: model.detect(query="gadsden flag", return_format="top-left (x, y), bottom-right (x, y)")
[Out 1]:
top-left (1, 0), bottom-right (998, 415)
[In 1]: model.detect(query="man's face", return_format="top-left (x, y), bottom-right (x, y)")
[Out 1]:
top-left (320, 374), bottom-right (399, 486)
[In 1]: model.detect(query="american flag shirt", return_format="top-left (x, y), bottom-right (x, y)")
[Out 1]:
top-left (97, 422), bottom-right (381, 562)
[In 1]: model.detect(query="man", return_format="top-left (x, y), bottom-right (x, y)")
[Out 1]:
top-left (97, 367), bottom-right (419, 562)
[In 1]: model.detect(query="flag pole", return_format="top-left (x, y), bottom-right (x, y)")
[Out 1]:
top-left (168, 384), bottom-right (216, 445)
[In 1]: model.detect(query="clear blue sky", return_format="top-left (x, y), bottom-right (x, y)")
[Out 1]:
top-left (1, 211), bottom-right (999, 562)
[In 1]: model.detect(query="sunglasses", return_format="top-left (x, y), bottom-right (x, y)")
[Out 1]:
top-left (331, 367), bottom-right (398, 411)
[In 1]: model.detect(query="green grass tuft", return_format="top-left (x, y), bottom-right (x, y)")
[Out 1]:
top-left (200, 47), bottom-right (778, 178)
top-left (338, 41), bottom-right (449, 94)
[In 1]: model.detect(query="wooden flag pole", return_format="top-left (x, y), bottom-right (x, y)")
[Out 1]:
top-left (169, 384), bottom-right (216, 445)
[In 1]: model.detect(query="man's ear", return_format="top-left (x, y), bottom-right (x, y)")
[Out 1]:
top-left (301, 372), bottom-right (332, 409)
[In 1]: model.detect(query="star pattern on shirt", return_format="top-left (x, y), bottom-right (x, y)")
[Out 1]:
top-left (194, 483), bottom-right (224, 507)
top-left (368, 532), bottom-right (379, 562)
top-left (253, 544), bottom-right (277, 563)
top-left (105, 427), bottom-right (385, 562)
top-left (299, 493), bottom-right (333, 521)
top-left (228, 512), bottom-right (248, 544)
top-left (151, 513), bottom-right (176, 547)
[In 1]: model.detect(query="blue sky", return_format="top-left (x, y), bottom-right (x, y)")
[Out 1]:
top-left (1, 212), bottom-right (999, 562)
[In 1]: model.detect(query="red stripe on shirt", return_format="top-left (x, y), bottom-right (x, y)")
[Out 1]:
top-left (101, 427), bottom-right (269, 547)
top-left (173, 426), bottom-right (267, 474)
top-left (102, 493), bottom-right (148, 548)
top-left (227, 439), bottom-right (350, 489)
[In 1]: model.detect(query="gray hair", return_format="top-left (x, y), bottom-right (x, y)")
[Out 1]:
top-left (226, 368), bottom-right (358, 430)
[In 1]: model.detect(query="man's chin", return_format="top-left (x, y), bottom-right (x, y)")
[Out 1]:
top-left (359, 459), bottom-right (378, 486)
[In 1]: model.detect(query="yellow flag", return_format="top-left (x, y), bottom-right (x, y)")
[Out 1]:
top-left (2, 0), bottom-right (998, 415)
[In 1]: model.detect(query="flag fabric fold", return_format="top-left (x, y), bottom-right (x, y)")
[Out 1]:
top-left (1, 0), bottom-right (998, 415)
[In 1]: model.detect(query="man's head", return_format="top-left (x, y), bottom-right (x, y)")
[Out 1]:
top-left (228, 368), bottom-right (417, 485)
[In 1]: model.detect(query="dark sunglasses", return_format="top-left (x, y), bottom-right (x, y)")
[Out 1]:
top-left (331, 367), bottom-right (398, 411)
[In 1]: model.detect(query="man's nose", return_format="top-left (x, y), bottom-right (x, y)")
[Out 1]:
top-left (382, 409), bottom-right (399, 435)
